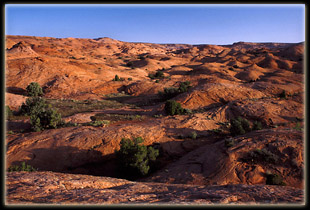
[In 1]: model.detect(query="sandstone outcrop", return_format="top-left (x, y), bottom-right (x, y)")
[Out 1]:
top-left (5, 35), bottom-right (304, 205)
top-left (6, 171), bottom-right (304, 205)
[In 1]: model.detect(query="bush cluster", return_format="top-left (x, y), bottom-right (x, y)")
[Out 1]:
top-left (20, 96), bottom-right (62, 132)
top-left (230, 117), bottom-right (251, 136)
top-left (178, 81), bottom-right (192, 93)
top-left (8, 162), bottom-right (36, 172)
top-left (148, 71), bottom-right (165, 79)
top-left (160, 87), bottom-right (179, 99)
top-left (159, 81), bottom-right (192, 100)
top-left (112, 75), bottom-right (125, 81)
top-left (224, 138), bottom-right (235, 147)
top-left (115, 137), bottom-right (159, 179)
top-left (87, 120), bottom-right (110, 127)
top-left (266, 173), bottom-right (286, 186)
top-left (230, 117), bottom-right (262, 136)
top-left (164, 100), bottom-right (185, 116)
top-left (243, 148), bottom-right (279, 164)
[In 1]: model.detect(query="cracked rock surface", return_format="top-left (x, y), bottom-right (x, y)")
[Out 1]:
top-left (6, 171), bottom-right (304, 205)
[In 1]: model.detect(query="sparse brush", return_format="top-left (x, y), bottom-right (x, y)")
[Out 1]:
top-left (252, 121), bottom-right (263, 130)
top-left (8, 162), bottom-right (36, 172)
top-left (87, 120), bottom-right (110, 127)
top-left (191, 131), bottom-right (197, 139)
top-left (225, 138), bottom-right (235, 147)
top-left (244, 148), bottom-right (279, 164)
top-left (230, 117), bottom-right (252, 136)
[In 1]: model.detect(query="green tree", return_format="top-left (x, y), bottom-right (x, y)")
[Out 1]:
top-left (164, 100), bottom-right (184, 116)
top-left (26, 82), bottom-right (43, 97)
top-left (115, 137), bottom-right (159, 179)
top-left (20, 97), bottom-right (46, 116)
top-left (20, 97), bottom-right (62, 131)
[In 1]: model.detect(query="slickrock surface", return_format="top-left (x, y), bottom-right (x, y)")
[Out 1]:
top-left (6, 171), bottom-right (304, 205)
top-left (5, 35), bottom-right (304, 206)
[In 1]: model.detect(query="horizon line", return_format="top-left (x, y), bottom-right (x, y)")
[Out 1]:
top-left (5, 34), bottom-right (305, 46)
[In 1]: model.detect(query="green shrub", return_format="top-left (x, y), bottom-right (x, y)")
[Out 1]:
top-left (230, 116), bottom-right (252, 136)
top-left (178, 81), bottom-right (191, 93)
top-left (191, 131), bottom-right (197, 139)
top-left (26, 82), bottom-right (43, 97)
top-left (148, 73), bottom-right (155, 79)
top-left (159, 87), bottom-right (179, 100)
top-left (112, 75), bottom-right (125, 81)
top-left (115, 137), bottom-right (159, 178)
top-left (20, 97), bottom-right (47, 116)
top-left (253, 121), bottom-right (263, 130)
top-left (20, 97), bottom-right (62, 131)
top-left (244, 148), bottom-right (279, 164)
top-left (113, 75), bottom-right (120, 81)
top-left (87, 120), bottom-right (110, 127)
top-left (225, 138), bottom-right (235, 147)
top-left (154, 71), bottom-right (164, 78)
top-left (279, 90), bottom-right (287, 99)
top-left (240, 117), bottom-right (251, 132)
top-left (158, 81), bottom-right (191, 100)
top-left (293, 122), bottom-right (303, 131)
top-left (5, 106), bottom-right (13, 119)
top-left (266, 173), bottom-right (286, 186)
top-left (148, 71), bottom-right (165, 79)
top-left (38, 108), bottom-right (62, 129)
top-left (183, 108), bottom-right (192, 114)
top-left (164, 100), bottom-right (184, 116)
top-left (230, 117), bottom-right (246, 136)
top-left (8, 162), bottom-right (36, 172)
top-left (126, 61), bottom-right (133, 67)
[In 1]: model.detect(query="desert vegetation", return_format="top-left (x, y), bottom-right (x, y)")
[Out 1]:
top-left (5, 35), bottom-right (304, 204)
top-left (20, 96), bottom-right (63, 131)
top-left (26, 82), bottom-right (43, 97)
top-left (115, 137), bottom-right (159, 179)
